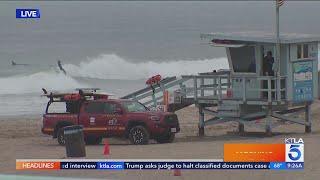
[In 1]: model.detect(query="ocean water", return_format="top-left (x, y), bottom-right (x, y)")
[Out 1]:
top-left (0, 55), bottom-right (228, 116)
top-left (0, 1), bottom-right (320, 116)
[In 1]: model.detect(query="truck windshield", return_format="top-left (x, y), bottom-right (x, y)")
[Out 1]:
top-left (122, 101), bottom-right (148, 112)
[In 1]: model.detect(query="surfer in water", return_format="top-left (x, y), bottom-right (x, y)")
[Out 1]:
top-left (11, 60), bottom-right (29, 66)
top-left (57, 60), bottom-right (67, 75)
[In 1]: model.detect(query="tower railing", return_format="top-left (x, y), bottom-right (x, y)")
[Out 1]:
top-left (182, 74), bottom-right (287, 104)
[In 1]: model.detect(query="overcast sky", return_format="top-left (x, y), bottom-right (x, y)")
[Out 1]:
top-left (0, 1), bottom-right (320, 64)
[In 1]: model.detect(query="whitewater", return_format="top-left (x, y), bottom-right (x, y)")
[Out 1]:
top-left (63, 54), bottom-right (229, 80)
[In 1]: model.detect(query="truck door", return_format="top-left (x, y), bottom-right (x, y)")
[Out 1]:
top-left (79, 101), bottom-right (126, 136)
top-left (79, 101), bottom-right (109, 137)
top-left (104, 102), bottom-right (126, 136)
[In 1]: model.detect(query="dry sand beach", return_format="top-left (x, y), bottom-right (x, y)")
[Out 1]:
top-left (0, 101), bottom-right (319, 180)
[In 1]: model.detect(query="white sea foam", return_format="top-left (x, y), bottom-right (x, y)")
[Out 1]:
top-left (64, 54), bottom-right (229, 80)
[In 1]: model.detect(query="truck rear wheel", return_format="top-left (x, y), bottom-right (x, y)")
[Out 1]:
top-left (155, 132), bottom-right (175, 143)
top-left (57, 128), bottom-right (65, 146)
top-left (129, 126), bottom-right (149, 145)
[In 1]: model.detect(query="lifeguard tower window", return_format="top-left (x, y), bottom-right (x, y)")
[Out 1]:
top-left (297, 44), bottom-right (309, 59)
top-left (229, 46), bottom-right (256, 73)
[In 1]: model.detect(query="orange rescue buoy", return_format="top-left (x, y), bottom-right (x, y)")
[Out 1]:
top-left (146, 74), bottom-right (162, 85)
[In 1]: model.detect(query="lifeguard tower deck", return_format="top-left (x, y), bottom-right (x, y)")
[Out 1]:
top-left (122, 32), bottom-right (319, 136)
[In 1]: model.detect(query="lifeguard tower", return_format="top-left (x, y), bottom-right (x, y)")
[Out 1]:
top-left (122, 32), bottom-right (319, 136)
top-left (195, 32), bottom-right (319, 135)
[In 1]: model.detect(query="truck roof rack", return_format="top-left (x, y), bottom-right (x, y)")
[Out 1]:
top-left (42, 88), bottom-right (109, 102)
top-left (75, 88), bottom-right (100, 92)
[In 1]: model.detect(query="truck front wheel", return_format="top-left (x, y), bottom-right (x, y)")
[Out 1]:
top-left (155, 132), bottom-right (175, 143)
top-left (129, 126), bottom-right (149, 145)
top-left (57, 128), bottom-right (65, 146)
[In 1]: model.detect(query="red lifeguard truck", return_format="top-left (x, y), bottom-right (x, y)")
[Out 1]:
top-left (41, 88), bottom-right (180, 145)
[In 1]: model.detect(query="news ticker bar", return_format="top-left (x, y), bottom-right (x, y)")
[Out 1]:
top-left (16, 159), bottom-right (303, 170)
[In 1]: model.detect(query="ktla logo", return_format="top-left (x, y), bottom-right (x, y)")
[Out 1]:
top-left (285, 138), bottom-right (304, 162)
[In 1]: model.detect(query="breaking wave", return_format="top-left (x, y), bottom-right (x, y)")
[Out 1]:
top-left (64, 54), bottom-right (229, 80)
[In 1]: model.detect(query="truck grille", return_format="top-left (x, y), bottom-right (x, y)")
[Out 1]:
top-left (164, 114), bottom-right (179, 126)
